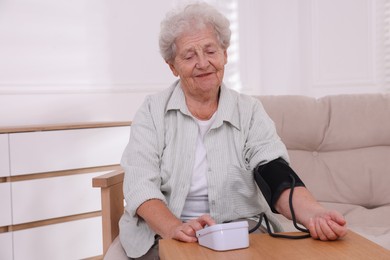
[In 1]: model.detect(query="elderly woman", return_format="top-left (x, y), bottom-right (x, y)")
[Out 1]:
top-left (112, 2), bottom-right (347, 259)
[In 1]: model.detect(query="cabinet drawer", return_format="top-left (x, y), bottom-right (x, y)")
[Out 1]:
top-left (12, 171), bottom-right (106, 224)
top-left (9, 126), bottom-right (130, 175)
top-left (0, 232), bottom-right (13, 260)
top-left (0, 183), bottom-right (12, 226)
top-left (0, 134), bottom-right (10, 177)
top-left (13, 217), bottom-right (102, 260)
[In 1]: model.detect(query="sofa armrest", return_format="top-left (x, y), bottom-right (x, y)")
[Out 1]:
top-left (93, 169), bottom-right (125, 256)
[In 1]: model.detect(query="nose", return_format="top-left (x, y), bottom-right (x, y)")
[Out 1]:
top-left (196, 53), bottom-right (209, 69)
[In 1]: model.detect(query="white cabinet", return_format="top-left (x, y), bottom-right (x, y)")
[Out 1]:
top-left (13, 217), bottom-right (102, 260)
top-left (0, 134), bottom-right (12, 234)
top-left (0, 134), bottom-right (10, 177)
top-left (0, 183), bottom-right (12, 227)
top-left (0, 122), bottom-right (131, 259)
top-left (9, 126), bottom-right (129, 175)
top-left (0, 233), bottom-right (13, 260)
top-left (12, 171), bottom-right (107, 224)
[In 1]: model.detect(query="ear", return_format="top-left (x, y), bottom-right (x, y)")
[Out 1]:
top-left (167, 61), bottom-right (179, 77)
top-left (223, 49), bottom-right (228, 65)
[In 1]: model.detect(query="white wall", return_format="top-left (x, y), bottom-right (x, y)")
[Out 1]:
top-left (0, 0), bottom-right (388, 127)
top-left (239, 0), bottom-right (388, 96)
top-left (0, 0), bottom-right (177, 127)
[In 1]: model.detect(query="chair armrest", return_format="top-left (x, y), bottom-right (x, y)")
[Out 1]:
top-left (93, 169), bottom-right (125, 256)
top-left (93, 169), bottom-right (124, 188)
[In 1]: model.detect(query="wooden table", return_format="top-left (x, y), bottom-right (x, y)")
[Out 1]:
top-left (159, 230), bottom-right (390, 259)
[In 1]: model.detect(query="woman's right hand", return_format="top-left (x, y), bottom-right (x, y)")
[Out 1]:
top-left (171, 214), bottom-right (216, 242)
top-left (137, 200), bottom-right (216, 243)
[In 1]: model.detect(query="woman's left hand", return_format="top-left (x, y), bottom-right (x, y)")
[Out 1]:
top-left (307, 210), bottom-right (348, 240)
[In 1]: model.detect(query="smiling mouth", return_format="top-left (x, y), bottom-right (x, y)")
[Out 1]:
top-left (196, 72), bottom-right (213, 78)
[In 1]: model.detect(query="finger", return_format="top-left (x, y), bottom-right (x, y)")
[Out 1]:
top-left (328, 220), bottom-right (348, 238)
top-left (329, 211), bottom-right (347, 226)
top-left (315, 217), bottom-right (327, 241)
top-left (185, 221), bottom-right (203, 235)
top-left (173, 226), bottom-right (198, 242)
top-left (318, 218), bottom-right (338, 240)
top-left (182, 215), bottom-right (217, 240)
top-left (175, 230), bottom-right (198, 242)
top-left (308, 218), bottom-right (319, 239)
top-left (197, 214), bottom-right (216, 227)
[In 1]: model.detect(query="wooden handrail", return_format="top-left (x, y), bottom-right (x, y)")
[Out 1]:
top-left (0, 121), bottom-right (131, 134)
top-left (92, 169), bottom-right (124, 188)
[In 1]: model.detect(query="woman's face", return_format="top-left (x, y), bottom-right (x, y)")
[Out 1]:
top-left (168, 25), bottom-right (227, 100)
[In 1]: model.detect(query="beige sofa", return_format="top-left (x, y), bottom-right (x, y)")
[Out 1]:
top-left (259, 93), bottom-right (390, 250)
top-left (93, 93), bottom-right (390, 256)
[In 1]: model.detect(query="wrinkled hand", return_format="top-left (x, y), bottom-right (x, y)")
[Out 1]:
top-left (308, 210), bottom-right (347, 240)
top-left (171, 214), bottom-right (216, 242)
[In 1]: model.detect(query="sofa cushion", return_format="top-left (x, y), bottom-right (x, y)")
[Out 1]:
top-left (288, 148), bottom-right (390, 208)
top-left (321, 202), bottom-right (390, 251)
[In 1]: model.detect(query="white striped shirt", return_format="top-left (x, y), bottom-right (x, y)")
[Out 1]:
top-left (119, 80), bottom-right (289, 257)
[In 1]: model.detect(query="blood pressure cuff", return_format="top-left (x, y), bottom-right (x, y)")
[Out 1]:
top-left (254, 157), bottom-right (305, 213)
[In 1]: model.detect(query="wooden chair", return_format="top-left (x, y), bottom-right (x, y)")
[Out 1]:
top-left (92, 169), bottom-right (125, 256)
